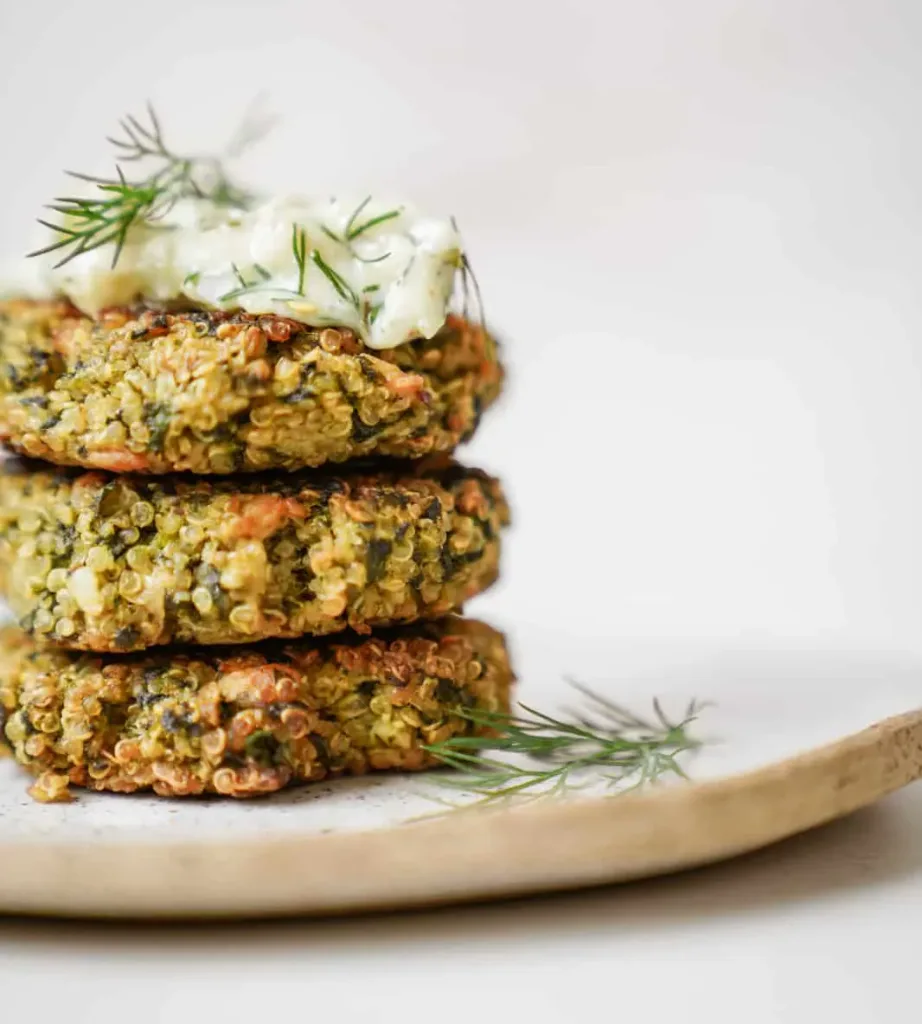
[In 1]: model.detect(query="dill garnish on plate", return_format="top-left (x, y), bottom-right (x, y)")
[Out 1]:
top-left (426, 683), bottom-right (705, 805)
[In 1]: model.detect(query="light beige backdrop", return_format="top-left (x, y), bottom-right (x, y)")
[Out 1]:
top-left (2, 0), bottom-right (921, 657)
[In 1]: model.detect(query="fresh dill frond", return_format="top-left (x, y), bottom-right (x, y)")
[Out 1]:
top-left (30, 166), bottom-right (171, 269)
top-left (425, 684), bottom-right (704, 805)
top-left (355, 251), bottom-right (392, 265)
top-left (347, 207), bottom-right (401, 241)
top-left (448, 216), bottom-right (486, 331)
top-left (310, 226), bottom-right (384, 328)
top-left (222, 91), bottom-right (279, 160)
top-left (346, 197), bottom-right (400, 263)
top-left (317, 196), bottom-right (400, 265)
top-left (218, 283), bottom-right (252, 303)
top-left (215, 227), bottom-right (309, 304)
top-left (311, 249), bottom-right (360, 310)
top-left (343, 195), bottom-right (372, 239)
top-left (291, 224), bottom-right (308, 295)
top-left (29, 104), bottom-right (258, 269)
top-left (218, 262), bottom-right (275, 303)
top-left (460, 251), bottom-right (486, 330)
top-left (105, 104), bottom-right (172, 163)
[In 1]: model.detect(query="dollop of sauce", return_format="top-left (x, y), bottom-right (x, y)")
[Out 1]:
top-left (36, 196), bottom-right (463, 350)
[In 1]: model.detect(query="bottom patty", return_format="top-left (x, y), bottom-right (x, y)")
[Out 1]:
top-left (0, 617), bottom-right (512, 802)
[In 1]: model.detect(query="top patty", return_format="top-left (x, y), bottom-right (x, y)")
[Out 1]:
top-left (0, 300), bottom-right (503, 474)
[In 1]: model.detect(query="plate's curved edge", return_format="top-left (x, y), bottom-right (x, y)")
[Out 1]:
top-left (2, 709), bottom-right (921, 919)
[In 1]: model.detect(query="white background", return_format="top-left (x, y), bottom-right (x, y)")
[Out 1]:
top-left (1, 0), bottom-right (922, 1020)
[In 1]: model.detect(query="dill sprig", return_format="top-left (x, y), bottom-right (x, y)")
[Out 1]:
top-left (216, 224), bottom-right (309, 304)
top-left (311, 248), bottom-right (360, 309)
top-left (459, 251), bottom-right (486, 329)
top-left (223, 91), bottom-right (279, 161)
top-left (319, 196), bottom-right (400, 266)
top-left (425, 683), bottom-right (703, 804)
top-left (291, 224), bottom-right (308, 294)
top-left (345, 197), bottom-right (401, 241)
top-left (449, 216), bottom-right (486, 331)
top-left (29, 104), bottom-right (258, 269)
top-left (31, 167), bottom-right (170, 270)
top-left (218, 262), bottom-right (273, 303)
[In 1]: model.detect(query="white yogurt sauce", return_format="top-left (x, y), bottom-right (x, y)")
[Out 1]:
top-left (38, 195), bottom-right (463, 349)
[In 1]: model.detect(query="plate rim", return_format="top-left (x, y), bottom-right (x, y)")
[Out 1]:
top-left (1, 709), bottom-right (920, 919)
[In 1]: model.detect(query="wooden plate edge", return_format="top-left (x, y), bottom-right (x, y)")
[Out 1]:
top-left (1, 708), bottom-right (921, 918)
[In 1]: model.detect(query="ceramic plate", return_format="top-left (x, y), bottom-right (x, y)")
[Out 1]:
top-left (1, 619), bottom-right (920, 918)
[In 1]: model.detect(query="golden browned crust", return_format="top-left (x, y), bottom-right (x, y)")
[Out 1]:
top-left (0, 300), bottom-right (503, 473)
top-left (0, 458), bottom-right (508, 651)
top-left (0, 617), bottom-right (513, 802)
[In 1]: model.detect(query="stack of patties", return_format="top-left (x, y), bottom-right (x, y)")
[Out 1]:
top-left (0, 180), bottom-right (510, 801)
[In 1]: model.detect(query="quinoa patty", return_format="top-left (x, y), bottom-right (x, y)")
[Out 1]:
top-left (0, 458), bottom-right (507, 652)
top-left (0, 299), bottom-right (503, 474)
top-left (0, 617), bottom-right (512, 802)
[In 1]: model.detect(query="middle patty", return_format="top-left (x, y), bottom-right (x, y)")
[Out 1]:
top-left (0, 457), bottom-right (508, 652)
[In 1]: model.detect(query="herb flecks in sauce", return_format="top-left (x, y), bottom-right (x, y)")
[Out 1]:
top-left (26, 110), bottom-right (479, 350)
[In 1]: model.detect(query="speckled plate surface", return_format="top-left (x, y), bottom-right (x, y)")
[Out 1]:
top-left (1, 619), bottom-right (921, 918)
